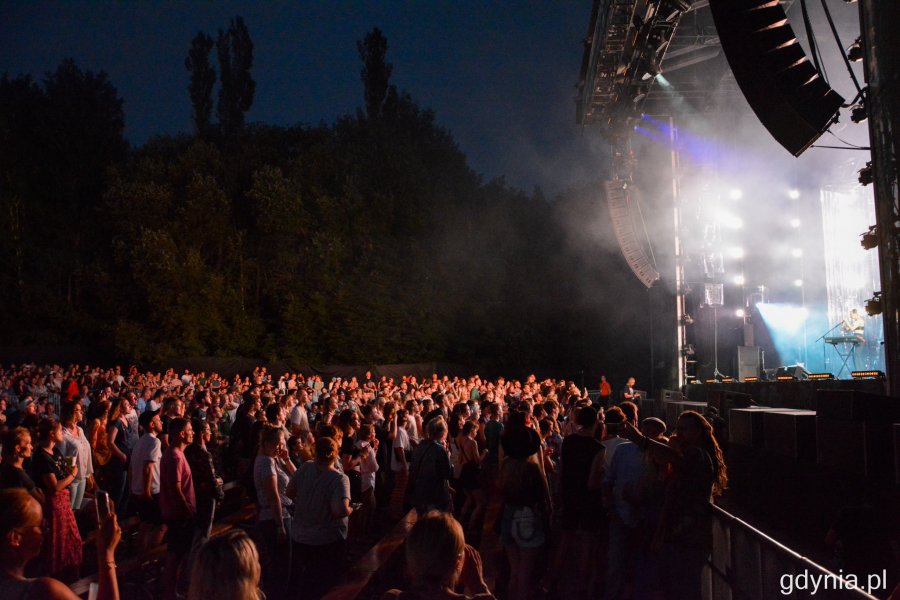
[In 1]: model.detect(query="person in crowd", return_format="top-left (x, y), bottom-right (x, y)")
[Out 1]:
top-left (598, 375), bottom-right (612, 408)
top-left (159, 417), bottom-right (196, 600)
top-left (620, 377), bottom-right (637, 402)
top-left (390, 409), bottom-right (412, 519)
top-left (187, 529), bottom-right (261, 600)
top-left (186, 418), bottom-right (224, 547)
top-left (381, 511), bottom-right (495, 600)
top-left (59, 400), bottom-right (93, 511)
top-left (253, 424), bottom-right (295, 597)
top-left (339, 409), bottom-right (363, 505)
top-left (408, 416), bottom-right (454, 515)
top-left (623, 410), bottom-right (728, 600)
top-left (131, 408), bottom-right (164, 551)
top-left (356, 423), bottom-right (379, 536)
top-left (104, 396), bottom-right (132, 516)
top-left (0, 427), bottom-right (42, 500)
top-left (498, 417), bottom-right (550, 600)
top-left (30, 418), bottom-right (82, 579)
top-left (456, 420), bottom-right (487, 533)
top-left (481, 403), bottom-right (503, 485)
top-left (552, 406), bottom-right (604, 597)
top-left (287, 436), bottom-right (353, 600)
top-left (0, 488), bottom-right (121, 600)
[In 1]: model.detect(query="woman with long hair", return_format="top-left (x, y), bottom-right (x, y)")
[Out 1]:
top-left (457, 421), bottom-right (487, 533)
top-left (59, 401), bottom-right (94, 511)
top-left (0, 488), bottom-right (121, 600)
top-left (624, 409), bottom-right (727, 600)
top-left (30, 418), bottom-right (82, 579)
top-left (88, 400), bottom-right (112, 485)
top-left (104, 396), bottom-right (131, 514)
top-left (187, 529), bottom-right (261, 600)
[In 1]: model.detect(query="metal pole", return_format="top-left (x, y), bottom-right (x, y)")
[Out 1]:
top-left (859, 0), bottom-right (900, 397)
top-left (670, 116), bottom-right (687, 390)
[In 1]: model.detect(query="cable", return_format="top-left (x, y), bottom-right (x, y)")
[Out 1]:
top-left (799, 0), bottom-right (824, 81)
top-left (826, 128), bottom-right (869, 149)
top-left (811, 144), bottom-right (871, 151)
top-left (820, 0), bottom-right (863, 95)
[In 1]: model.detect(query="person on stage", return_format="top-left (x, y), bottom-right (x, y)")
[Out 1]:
top-left (841, 308), bottom-right (865, 344)
top-left (620, 377), bottom-right (638, 402)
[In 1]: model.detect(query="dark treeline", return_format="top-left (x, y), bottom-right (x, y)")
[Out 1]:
top-left (0, 23), bottom-right (653, 382)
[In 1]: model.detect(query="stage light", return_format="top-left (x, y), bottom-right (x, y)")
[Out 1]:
top-left (851, 370), bottom-right (884, 380)
top-left (681, 344), bottom-right (696, 357)
top-left (791, 248), bottom-right (803, 258)
top-left (728, 189), bottom-right (743, 200)
top-left (790, 218), bottom-right (801, 228)
top-left (728, 247), bottom-right (745, 259)
top-left (680, 313), bottom-right (695, 326)
top-left (733, 275), bottom-right (745, 285)
top-left (743, 376), bottom-right (759, 382)
top-left (788, 189), bottom-right (800, 199)
top-left (715, 210), bottom-right (743, 230)
top-left (808, 373), bottom-right (835, 380)
top-left (865, 292), bottom-right (882, 316)
top-left (847, 37), bottom-right (863, 62)
top-left (858, 162), bottom-right (873, 186)
top-left (735, 308), bottom-right (746, 318)
top-left (850, 102), bottom-right (867, 124)
top-left (794, 279), bottom-right (803, 287)
top-left (860, 225), bottom-right (877, 250)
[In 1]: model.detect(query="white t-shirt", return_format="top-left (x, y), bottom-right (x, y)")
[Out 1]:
top-left (290, 404), bottom-right (310, 435)
top-left (391, 427), bottom-right (411, 472)
top-left (131, 433), bottom-right (162, 495)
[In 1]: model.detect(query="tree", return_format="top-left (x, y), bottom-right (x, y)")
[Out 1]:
top-left (357, 27), bottom-right (392, 120)
top-left (217, 16), bottom-right (255, 137)
top-left (185, 32), bottom-right (216, 137)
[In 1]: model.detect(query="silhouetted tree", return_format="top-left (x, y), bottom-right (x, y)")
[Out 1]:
top-left (185, 32), bottom-right (216, 137)
top-left (357, 27), bottom-right (392, 120)
top-left (217, 16), bottom-right (255, 137)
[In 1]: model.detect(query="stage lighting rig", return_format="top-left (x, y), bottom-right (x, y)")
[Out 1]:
top-left (850, 100), bottom-right (867, 124)
top-left (681, 344), bottom-right (696, 357)
top-left (865, 292), bottom-right (882, 316)
top-left (680, 313), bottom-right (695, 326)
top-left (858, 162), bottom-right (873, 186)
top-left (847, 37), bottom-right (863, 62)
top-left (860, 225), bottom-right (878, 250)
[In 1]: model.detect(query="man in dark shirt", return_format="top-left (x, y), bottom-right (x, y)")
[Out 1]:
top-left (408, 417), bottom-right (453, 515)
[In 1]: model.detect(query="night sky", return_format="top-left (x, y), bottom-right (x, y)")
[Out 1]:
top-left (1, 1), bottom-right (608, 196)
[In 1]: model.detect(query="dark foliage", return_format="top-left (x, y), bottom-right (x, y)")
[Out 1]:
top-left (0, 26), bottom-right (652, 384)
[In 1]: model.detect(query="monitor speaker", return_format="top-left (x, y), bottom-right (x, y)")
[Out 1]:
top-left (708, 0), bottom-right (844, 156)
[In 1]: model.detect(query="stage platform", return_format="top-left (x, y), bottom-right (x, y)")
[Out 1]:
top-left (683, 378), bottom-right (889, 411)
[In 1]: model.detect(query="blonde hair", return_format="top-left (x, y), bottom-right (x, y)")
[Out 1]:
top-left (404, 511), bottom-right (465, 589)
top-left (188, 530), bottom-right (261, 600)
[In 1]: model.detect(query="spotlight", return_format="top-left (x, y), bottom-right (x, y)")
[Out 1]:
top-left (847, 37), bottom-right (863, 62)
top-left (858, 162), bottom-right (873, 186)
top-left (860, 226), bottom-right (878, 250)
top-left (794, 279), bottom-right (804, 287)
top-left (850, 102), bottom-right (867, 124)
top-left (680, 314), bottom-right (695, 326)
top-left (865, 292), bottom-right (882, 316)
top-left (733, 275), bottom-right (745, 285)
top-left (788, 189), bottom-right (800, 200)
top-left (681, 344), bottom-right (696, 357)
top-left (790, 218), bottom-right (801, 228)
top-left (728, 247), bottom-right (745, 259)
top-left (728, 189), bottom-right (743, 200)
top-left (735, 308), bottom-right (746, 318)
top-left (791, 248), bottom-right (803, 258)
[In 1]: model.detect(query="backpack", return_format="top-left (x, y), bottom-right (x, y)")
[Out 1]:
top-left (510, 506), bottom-right (545, 548)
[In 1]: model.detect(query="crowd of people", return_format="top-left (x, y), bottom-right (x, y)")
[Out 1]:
top-left (0, 362), bottom-right (730, 600)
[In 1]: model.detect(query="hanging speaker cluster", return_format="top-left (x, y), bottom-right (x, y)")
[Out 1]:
top-left (708, 0), bottom-right (844, 156)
